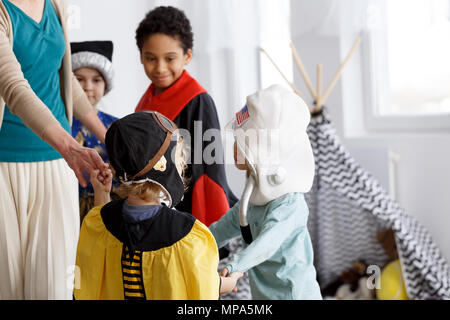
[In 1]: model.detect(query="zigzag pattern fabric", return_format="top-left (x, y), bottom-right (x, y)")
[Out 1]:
top-left (305, 111), bottom-right (450, 299)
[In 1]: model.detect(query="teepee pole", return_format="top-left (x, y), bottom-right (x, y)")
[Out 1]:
top-left (319, 36), bottom-right (361, 106)
top-left (316, 64), bottom-right (323, 112)
top-left (260, 47), bottom-right (313, 112)
top-left (290, 42), bottom-right (317, 100)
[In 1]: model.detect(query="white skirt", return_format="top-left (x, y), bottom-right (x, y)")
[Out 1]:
top-left (0, 159), bottom-right (79, 300)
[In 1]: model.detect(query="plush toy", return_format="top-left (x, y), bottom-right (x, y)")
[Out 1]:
top-left (324, 229), bottom-right (403, 299)
top-left (335, 277), bottom-right (375, 300)
top-left (322, 261), bottom-right (370, 297)
top-left (377, 228), bottom-right (399, 261)
top-left (376, 259), bottom-right (409, 300)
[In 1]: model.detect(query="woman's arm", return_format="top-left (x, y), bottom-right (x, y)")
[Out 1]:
top-left (78, 109), bottom-right (107, 144)
top-left (0, 23), bottom-right (60, 137)
top-left (0, 23), bottom-right (108, 186)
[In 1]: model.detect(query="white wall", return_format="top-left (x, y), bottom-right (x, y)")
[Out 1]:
top-left (291, 0), bottom-right (450, 263)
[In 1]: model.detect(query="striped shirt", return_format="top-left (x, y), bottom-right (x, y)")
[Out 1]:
top-left (121, 246), bottom-right (145, 300)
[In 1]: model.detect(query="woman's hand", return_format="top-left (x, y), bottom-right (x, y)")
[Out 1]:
top-left (62, 140), bottom-right (109, 188)
top-left (42, 123), bottom-right (108, 187)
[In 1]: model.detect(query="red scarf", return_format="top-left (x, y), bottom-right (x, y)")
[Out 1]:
top-left (135, 70), bottom-right (207, 121)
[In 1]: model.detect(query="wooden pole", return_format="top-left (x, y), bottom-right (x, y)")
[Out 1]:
top-left (316, 64), bottom-right (323, 112)
top-left (320, 36), bottom-right (361, 105)
top-left (290, 42), bottom-right (317, 100)
top-left (260, 47), bottom-right (313, 112)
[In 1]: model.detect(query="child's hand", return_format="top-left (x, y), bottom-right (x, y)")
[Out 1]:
top-left (90, 168), bottom-right (112, 193)
top-left (90, 168), bottom-right (113, 207)
top-left (219, 268), bottom-right (243, 295)
top-left (220, 267), bottom-right (230, 277)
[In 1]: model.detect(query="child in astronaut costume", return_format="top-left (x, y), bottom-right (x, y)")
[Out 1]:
top-left (209, 85), bottom-right (322, 300)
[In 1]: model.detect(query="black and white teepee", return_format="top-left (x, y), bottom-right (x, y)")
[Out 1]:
top-left (305, 108), bottom-right (450, 299)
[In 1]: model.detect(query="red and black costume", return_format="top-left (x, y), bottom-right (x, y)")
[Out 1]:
top-left (136, 70), bottom-right (237, 226)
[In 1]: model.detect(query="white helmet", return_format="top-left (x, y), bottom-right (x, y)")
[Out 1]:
top-left (227, 84), bottom-right (315, 207)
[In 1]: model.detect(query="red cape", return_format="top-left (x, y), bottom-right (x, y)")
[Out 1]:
top-left (135, 70), bottom-right (207, 121)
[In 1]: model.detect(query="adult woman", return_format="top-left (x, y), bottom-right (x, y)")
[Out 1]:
top-left (0, 0), bottom-right (108, 299)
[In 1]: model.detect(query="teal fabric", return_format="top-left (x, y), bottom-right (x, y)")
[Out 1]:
top-left (0, 0), bottom-right (69, 162)
top-left (209, 192), bottom-right (322, 300)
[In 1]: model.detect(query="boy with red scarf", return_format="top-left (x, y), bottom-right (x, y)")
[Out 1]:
top-left (135, 6), bottom-right (237, 228)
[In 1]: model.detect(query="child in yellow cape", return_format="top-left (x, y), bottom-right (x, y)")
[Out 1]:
top-left (74, 111), bottom-right (242, 300)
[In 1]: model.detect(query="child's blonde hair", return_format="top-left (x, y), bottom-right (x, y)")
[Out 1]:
top-left (114, 136), bottom-right (189, 203)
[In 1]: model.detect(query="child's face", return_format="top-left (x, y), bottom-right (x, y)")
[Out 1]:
top-left (140, 33), bottom-right (192, 93)
top-left (74, 67), bottom-right (106, 107)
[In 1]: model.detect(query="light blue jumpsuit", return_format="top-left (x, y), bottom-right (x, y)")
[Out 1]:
top-left (209, 192), bottom-right (322, 300)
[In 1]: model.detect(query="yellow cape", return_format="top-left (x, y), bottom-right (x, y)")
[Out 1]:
top-left (73, 204), bottom-right (220, 300)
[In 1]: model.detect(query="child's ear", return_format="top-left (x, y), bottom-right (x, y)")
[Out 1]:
top-left (184, 49), bottom-right (193, 65)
